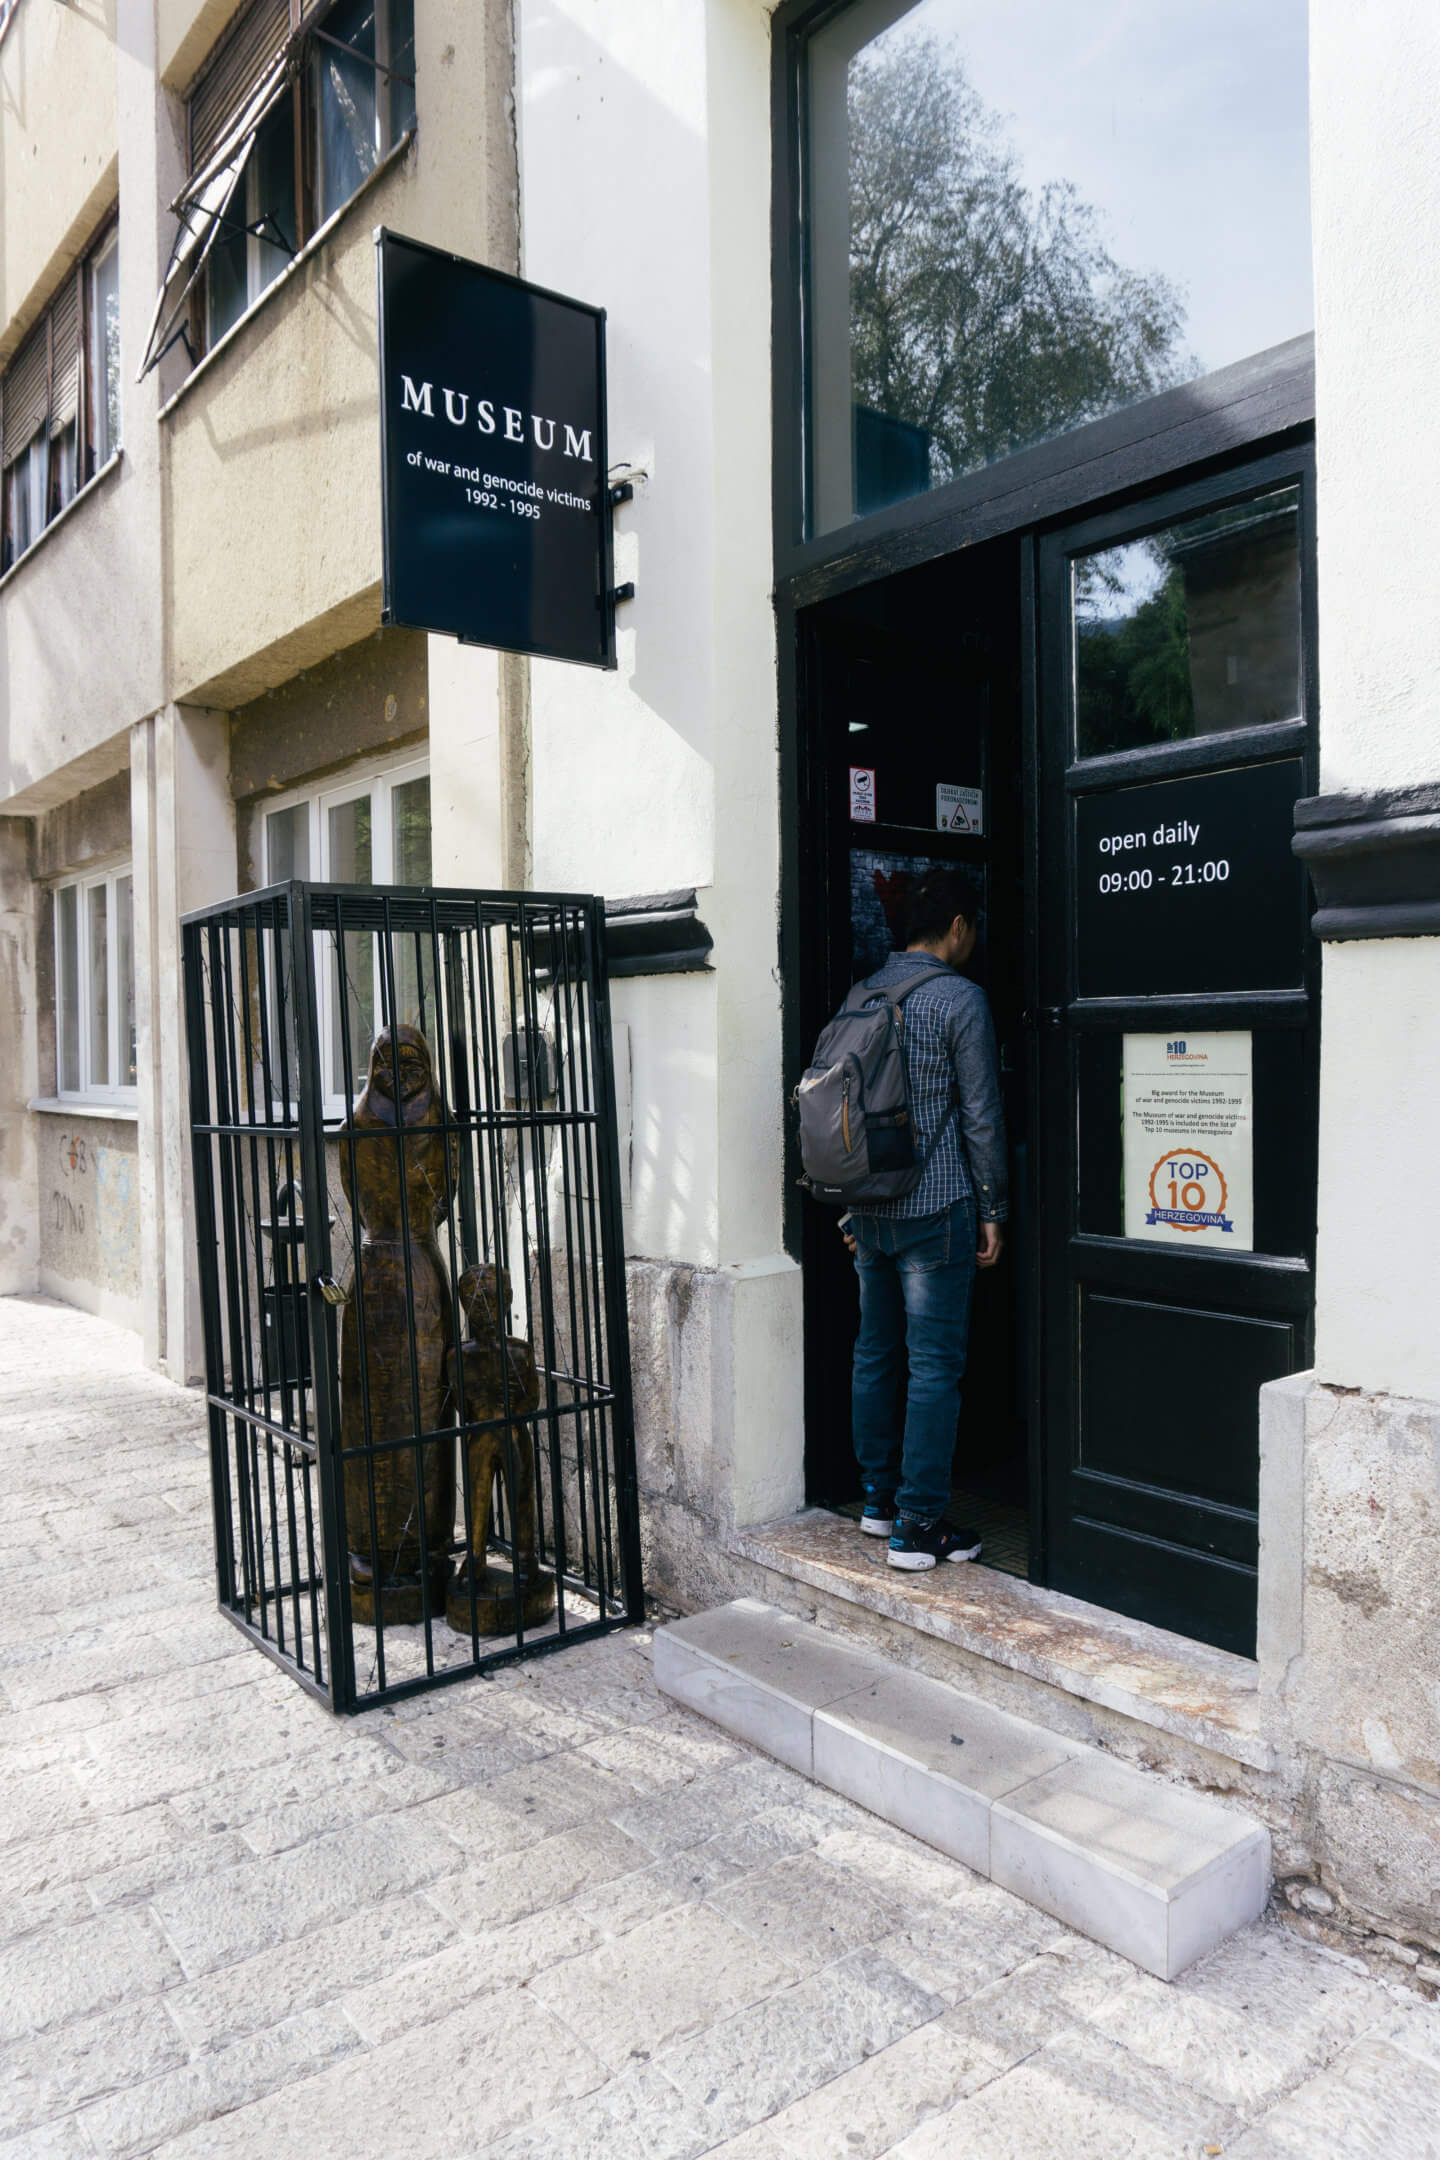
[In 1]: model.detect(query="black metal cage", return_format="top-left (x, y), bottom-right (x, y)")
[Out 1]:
top-left (182, 882), bottom-right (642, 1712)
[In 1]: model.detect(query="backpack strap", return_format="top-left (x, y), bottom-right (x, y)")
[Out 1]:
top-left (844, 963), bottom-right (954, 1015)
top-left (854, 965), bottom-right (963, 1168)
top-left (916, 1092), bottom-right (961, 1167)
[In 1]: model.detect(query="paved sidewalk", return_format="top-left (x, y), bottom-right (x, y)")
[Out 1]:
top-left (2, 1296), bottom-right (1438, 2159)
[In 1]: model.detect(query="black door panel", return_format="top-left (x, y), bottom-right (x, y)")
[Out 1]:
top-left (1035, 445), bottom-right (1318, 1657)
top-left (1062, 1517), bottom-right (1259, 1658)
top-left (1077, 1291), bottom-right (1294, 1510)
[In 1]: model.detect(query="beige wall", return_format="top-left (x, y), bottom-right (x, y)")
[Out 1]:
top-left (156, 0), bottom-right (240, 92)
top-left (0, 463), bottom-right (147, 807)
top-left (164, 0), bottom-right (517, 711)
top-left (1, 0), bottom-right (519, 1367)
top-left (229, 626), bottom-right (428, 885)
top-left (0, 0), bottom-right (179, 818)
top-left (0, 0), bottom-right (118, 361)
top-left (36, 1113), bottom-right (141, 1328)
top-left (0, 817), bottom-right (37, 1293)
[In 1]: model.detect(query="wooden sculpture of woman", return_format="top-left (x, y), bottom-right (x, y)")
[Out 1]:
top-left (444, 1262), bottom-right (555, 1636)
top-left (340, 1025), bottom-right (460, 1625)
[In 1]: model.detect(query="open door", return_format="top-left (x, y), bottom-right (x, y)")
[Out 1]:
top-left (1032, 447), bottom-right (1319, 1656)
top-left (797, 540), bottom-right (1029, 1569)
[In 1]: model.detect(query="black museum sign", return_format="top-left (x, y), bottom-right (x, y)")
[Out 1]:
top-left (376, 229), bottom-right (615, 669)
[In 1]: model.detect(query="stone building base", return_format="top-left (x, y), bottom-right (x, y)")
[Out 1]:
top-left (626, 1274), bottom-right (1440, 1977)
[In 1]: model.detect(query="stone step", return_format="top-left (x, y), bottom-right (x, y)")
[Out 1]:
top-left (654, 1597), bottom-right (1270, 1982)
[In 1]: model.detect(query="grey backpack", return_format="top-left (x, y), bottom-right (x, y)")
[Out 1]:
top-left (795, 967), bottom-right (957, 1205)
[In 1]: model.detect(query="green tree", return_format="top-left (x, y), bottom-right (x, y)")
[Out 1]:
top-left (848, 34), bottom-right (1194, 485)
top-left (1075, 557), bottom-right (1193, 754)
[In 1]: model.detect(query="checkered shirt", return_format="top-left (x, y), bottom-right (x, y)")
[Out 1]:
top-left (856, 952), bottom-right (1008, 1222)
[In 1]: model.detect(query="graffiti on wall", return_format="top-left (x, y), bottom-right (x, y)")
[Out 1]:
top-left (46, 1126), bottom-right (140, 1292)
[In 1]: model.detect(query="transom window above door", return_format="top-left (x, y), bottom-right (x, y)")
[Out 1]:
top-left (794, 0), bottom-right (1312, 537)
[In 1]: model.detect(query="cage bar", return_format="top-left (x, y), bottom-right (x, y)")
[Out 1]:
top-left (182, 881), bottom-right (642, 1711)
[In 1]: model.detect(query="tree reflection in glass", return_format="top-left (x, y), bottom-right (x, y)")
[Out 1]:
top-left (847, 35), bottom-right (1189, 505)
top-left (803, 0), bottom-right (1310, 534)
top-left (1073, 487), bottom-right (1302, 757)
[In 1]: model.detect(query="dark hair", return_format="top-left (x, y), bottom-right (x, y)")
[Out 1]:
top-left (902, 867), bottom-right (980, 947)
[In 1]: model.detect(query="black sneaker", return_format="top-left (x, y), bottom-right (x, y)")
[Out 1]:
top-left (887, 1517), bottom-right (983, 1570)
top-left (859, 1486), bottom-right (896, 1537)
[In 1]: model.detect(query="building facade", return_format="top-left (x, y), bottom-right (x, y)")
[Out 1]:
top-left (3, 0), bottom-right (1438, 1968)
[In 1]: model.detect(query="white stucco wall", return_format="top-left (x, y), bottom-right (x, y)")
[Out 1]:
top-left (517, 0), bottom-right (783, 1262)
top-left (1309, 0), bottom-right (1440, 1401)
top-left (1312, 939), bottom-right (1440, 1398)
top-left (517, 0), bottom-right (802, 1540)
top-left (1310, 0), bottom-right (1440, 796)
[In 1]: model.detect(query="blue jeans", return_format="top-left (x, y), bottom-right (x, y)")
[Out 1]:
top-left (850, 1197), bottom-right (977, 1523)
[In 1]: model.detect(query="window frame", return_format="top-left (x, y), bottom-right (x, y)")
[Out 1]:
top-left (188, 0), bottom-right (416, 364)
top-left (770, 0), bottom-right (1317, 595)
top-left (310, 0), bottom-right (413, 228)
top-left (1, 213), bottom-right (120, 573)
top-left (203, 98), bottom-right (300, 350)
top-left (260, 750), bottom-right (432, 1116)
top-left (52, 861), bottom-right (137, 1106)
top-left (87, 225), bottom-right (123, 472)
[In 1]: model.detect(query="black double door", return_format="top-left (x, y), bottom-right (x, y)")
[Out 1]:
top-left (797, 446), bottom-right (1318, 1658)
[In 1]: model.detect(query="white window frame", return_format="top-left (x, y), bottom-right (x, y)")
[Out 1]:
top-left (313, 0), bottom-right (412, 226)
top-left (261, 751), bottom-right (431, 1117)
top-left (53, 862), bottom-right (137, 1104)
top-left (89, 228), bottom-right (122, 468)
top-left (204, 129), bottom-right (292, 351)
top-left (6, 433), bottom-right (48, 558)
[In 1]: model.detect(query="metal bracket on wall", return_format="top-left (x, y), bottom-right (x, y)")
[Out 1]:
top-left (612, 583), bottom-right (636, 606)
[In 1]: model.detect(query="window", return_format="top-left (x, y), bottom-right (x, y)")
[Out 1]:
top-left (261, 757), bottom-right (432, 1111)
top-left (89, 232), bottom-right (122, 470)
top-left (314, 0), bottom-right (416, 226)
top-left (141, 0), bottom-right (414, 374)
top-left (1, 219), bottom-right (120, 571)
top-left (54, 867), bottom-right (137, 1100)
top-left (797, 0), bottom-right (1312, 536)
top-left (1073, 485), bottom-right (1302, 759)
top-left (204, 96), bottom-right (298, 346)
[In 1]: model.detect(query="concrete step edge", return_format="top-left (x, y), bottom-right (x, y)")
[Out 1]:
top-left (654, 1596), bottom-right (1270, 1981)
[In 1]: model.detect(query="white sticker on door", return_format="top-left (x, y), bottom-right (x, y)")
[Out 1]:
top-left (936, 783), bottom-right (983, 835)
top-left (1123, 1032), bottom-right (1254, 1251)
top-left (849, 767), bottom-right (877, 823)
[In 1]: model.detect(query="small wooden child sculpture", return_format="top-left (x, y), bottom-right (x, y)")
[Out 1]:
top-left (444, 1262), bottom-right (555, 1636)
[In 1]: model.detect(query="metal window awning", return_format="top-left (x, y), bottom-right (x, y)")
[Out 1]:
top-left (136, 40), bottom-right (297, 380)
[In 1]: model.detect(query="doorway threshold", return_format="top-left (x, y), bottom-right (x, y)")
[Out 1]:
top-left (731, 1509), bottom-right (1273, 1773)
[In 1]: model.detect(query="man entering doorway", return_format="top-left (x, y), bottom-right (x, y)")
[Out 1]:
top-left (844, 868), bottom-right (1007, 1570)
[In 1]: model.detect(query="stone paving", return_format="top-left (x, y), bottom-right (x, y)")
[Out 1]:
top-left (2, 1294), bottom-right (1439, 2160)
